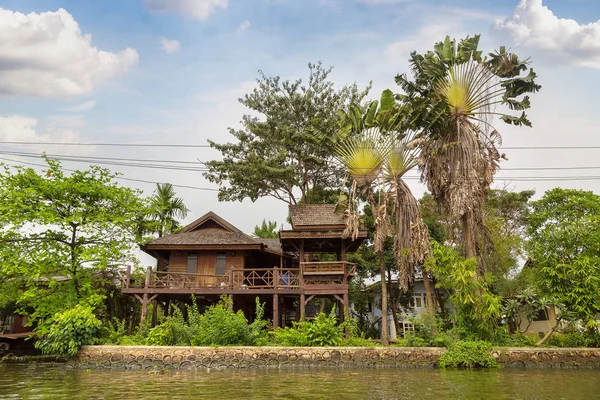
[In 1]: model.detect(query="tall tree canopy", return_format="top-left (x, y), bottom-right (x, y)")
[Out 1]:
top-left (253, 219), bottom-right (279, 238)
top-left (148, 183), bottom-right (189, 238)
top-left (0, 159), bottom-right (145, 320)
top-left (204, 62), bottom-right (371, 205)
top-left (396, 35), bottom-right (541, 273)
top-left (526, 188), bottom-right (600, 327)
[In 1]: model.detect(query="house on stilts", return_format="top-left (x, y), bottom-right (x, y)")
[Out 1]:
top-left (120, 205), bottom-right (367, 327)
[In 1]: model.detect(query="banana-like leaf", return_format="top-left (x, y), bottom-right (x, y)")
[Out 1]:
top-left (379, 89), bottom-right (395, 112)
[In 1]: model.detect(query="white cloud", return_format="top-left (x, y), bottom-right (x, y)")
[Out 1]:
top-left (62, 100), bottom-right (96, 112)
top-left (495, 0), bottom-right (600, 68)
top-left (144, 0), bottom-right (227, 21)
top-left (0, 8), bottom-right (139, 97)
top-left (0, 115), bottom-right (80, 142)
top-left (160, 37), bottom-right (181, 54)
top-left (236, 20), bottom-right (251, 35)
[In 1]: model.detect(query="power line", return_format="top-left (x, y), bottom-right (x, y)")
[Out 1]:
top-left (5, 149), bottom-right (600, 173)
top-left (4, 151), bottom-right (600, 183)
top-left (0, 141), bottom-right (212, 148)
top-left (0, 156), bottom-right (219, 192)
top-left (3, 140), bottom-right (600, 150)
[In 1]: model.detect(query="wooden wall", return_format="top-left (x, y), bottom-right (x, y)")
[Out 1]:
top-left (168, 250), bottom-right (245, 274)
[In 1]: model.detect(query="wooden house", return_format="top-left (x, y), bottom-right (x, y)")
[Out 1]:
top-left (121, 205), bottom-right (367, 328)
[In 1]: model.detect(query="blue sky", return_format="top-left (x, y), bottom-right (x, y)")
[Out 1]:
top-left (1, 0), bottom-right (600, 234)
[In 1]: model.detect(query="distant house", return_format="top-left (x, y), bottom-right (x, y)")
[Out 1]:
top-left (122, 205), bottom-right (367, 328)
top-left (358, 277), bottom-right (435, 340)
top-left (519, 305), bottom-right (558, 336)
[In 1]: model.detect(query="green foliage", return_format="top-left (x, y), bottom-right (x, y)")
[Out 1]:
top-left (303, 310), bottom-right (344, 346)
top-left (190, 296), bottom-right (268, 346)
top-left (35, 304), bottom-right (103, 357)
top-left (205, 62), bottom-right (371, 205)
top-left (527, 188), bottom-right (600, 326)
top-left (438, 340), bottom-right (498, 369)
top-left (272, 309), bottom-right (373, 347)
top-left (146, 308), bottom-right (192, 346)
top-left (547, 330), bottom-right (600, 348)
top-left (426, 241), bottom-right (501, 339)
top-left (0, 158), bottom-right (145, 322)
top-left (253, 219), bottom-right (279, 238)
top-left (143, 183), bottom-right (189, 239)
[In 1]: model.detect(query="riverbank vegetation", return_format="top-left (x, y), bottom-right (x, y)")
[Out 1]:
top-left (2, 34), bottom-right (600, 360)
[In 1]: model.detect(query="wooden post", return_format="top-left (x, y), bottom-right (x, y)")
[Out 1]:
top-left (140, 294), bottom-right (149, 327)
top-left (273, 294), bottom-right (280, 329)
top-left (126, 265), bottom-right (131, 288)
top-left (164, 299), bottom-right (170, 317)
top-left (228, 266), bottom-right (234, 289)
top-left (151, 300), bottom-right (158, 327)
top-left (343, 293), bottom-right (350, 338)
top-left (145, 266), bottom-right (152, 288)
top-left (300, 293), bottom-right (306, 322)
top-left (273, 266), bottom-right (279, 289)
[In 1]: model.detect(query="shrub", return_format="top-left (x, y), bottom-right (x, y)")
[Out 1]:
top-left (271, 324), bottom-right (309, 346)
top-left (438, 340), bottom-right (498, 369)
top-left (146, 308), bottom-right (192, 346)
top-left (190, 296), bottom-right (267, 346)
top-left (35, 304), bottom-right (103, 357)
top-left (304, 310), bottom-right (343, 346)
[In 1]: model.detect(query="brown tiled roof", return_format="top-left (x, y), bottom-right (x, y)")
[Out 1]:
top-left (147, 228), bottom-right (260, 247)
top-left (288, 204), bottom-right (346, 229)
top-left (259, 238), bottom-right (283, 253)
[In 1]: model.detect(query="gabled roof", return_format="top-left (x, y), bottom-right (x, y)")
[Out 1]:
top-left (178, 211), bottom-right (242, 234)
top-left (145, 211), bottom-right (287, 256)
top-left (288, 204), bottom-right (346, 230)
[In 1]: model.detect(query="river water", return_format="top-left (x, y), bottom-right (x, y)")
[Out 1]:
top-left (0, 364), bottom-right (599, 399)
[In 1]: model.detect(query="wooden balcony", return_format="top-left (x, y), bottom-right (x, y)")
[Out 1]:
top-left (119, 262), bottom-right (356, 296)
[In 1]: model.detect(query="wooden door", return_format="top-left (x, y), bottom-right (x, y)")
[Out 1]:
top-left (197, 252), bottom-right (215, 286)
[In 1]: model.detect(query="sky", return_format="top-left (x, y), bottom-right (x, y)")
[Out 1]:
top-left (1, 0), bottom-right (600, 236)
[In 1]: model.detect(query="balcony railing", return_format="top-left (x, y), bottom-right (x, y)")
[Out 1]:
top-left (119, 267), bottom-right (301, 290)
top-left (118, 262), bottom-right (356, 291)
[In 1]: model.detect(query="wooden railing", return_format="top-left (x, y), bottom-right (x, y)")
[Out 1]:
top-left (301, 261), bottom-right (357, 275)
top-left (119, 266), bottom-right (301, 290)
top-left (118, 263), bottom-right (355, 291)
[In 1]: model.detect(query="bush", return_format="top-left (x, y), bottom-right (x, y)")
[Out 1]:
top-left (438, 340), bottom-right (498, 369)
top-left (35, 304), bottom-right (103, 357)
top-left (146, 308), bottom-right (192, 346)
top-left (272, 308), bottom-right (374, 347)
top-left (190, 296), bottom-right (267, 346)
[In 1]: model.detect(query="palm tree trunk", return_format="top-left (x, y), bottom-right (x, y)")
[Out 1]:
top-left (379, 250), bottom-right (389, 346)
top-left (387, 265), bottom-right (401, 336)
top-left (422, 271), bottom-right (436, 315)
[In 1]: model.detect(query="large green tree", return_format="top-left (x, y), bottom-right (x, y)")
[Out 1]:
top-left (396, 35), bottom-right (541, 274)
top-left (0, 159), bottom-right (145, 321)
top-left (253, 219), bottom-right (279, 238)
top-left (526, 188), bottom-right (600, 329)
top-left (204, 62), bottom-right (371, 205)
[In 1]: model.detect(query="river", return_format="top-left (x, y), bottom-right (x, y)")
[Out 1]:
top-left (1, 364), bottom-right (599, 399)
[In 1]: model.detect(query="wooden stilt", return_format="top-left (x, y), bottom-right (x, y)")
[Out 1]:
top-left (273, 293), bottom-right (280, 329)
top-left (300, 293), bottom-right (306, 322)
top-left (151, 299), bottom-right (158, 327)
top-left (164, 299), bottom-right (170, 317)
top-left (139, 293), bottom-right (149, 327)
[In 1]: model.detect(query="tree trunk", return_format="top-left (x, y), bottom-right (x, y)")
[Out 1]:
top-left (422, 270), bottom-right (437, 334)
top-left (462, 211), bottom-right (476, 260)
top-left (387, 266), bottom-right (401, 337)
top-left (379, 251), bottom-right (389, 346)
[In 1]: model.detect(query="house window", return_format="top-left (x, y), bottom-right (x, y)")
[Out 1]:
top-left (410, 293), bottom-right (426, 309)
top-left (186, 252), bottom-right (198, 274)
top-left (216, 252), bottom-right (227, 276)
top-left (533, 308), bottom-right (550, 321)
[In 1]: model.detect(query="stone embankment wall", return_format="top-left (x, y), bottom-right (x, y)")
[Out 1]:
top-left (69, 346), bottom-right (600, 370)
